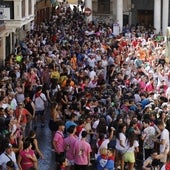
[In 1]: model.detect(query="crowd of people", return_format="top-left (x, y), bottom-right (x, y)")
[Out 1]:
top-left (0, 0), bottom-right (170, 170)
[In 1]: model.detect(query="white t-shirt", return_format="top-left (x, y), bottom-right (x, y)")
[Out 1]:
top-left (97, 139), bottom-right (110, 155)
top-left (33, 93), bottom-right (47, 111)
top-left (166, 87), bottom-right (170, 99)
top-left (115, 132), bottom-right (126, 151)
top-left (92, 119), bottom-right (99, 130)
top-left (0, 151), bottom-right (18, 170)
top-left (160, 128), bottom-right (169, 153)
top-left (125, 140), bottom-right (139, 152)
top-left (89, 70), bottom-right (97, 80)
top-left (142, 126), bottom-right (156, 149)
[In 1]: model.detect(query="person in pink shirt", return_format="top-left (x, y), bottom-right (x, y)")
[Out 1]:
top-left (73, 130), bottom-right (92, 170)
top-left (53, 121), bottom-right (65, 168)
top-left (138, 75), bottom-right (147, 92)
top-left (144, 77), bottom-right (155, 93)
top-left (64, 125), bottom-right (77, 170)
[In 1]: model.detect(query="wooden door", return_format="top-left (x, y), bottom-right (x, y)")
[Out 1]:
top-left (137, 10), bottom-right (153, 27)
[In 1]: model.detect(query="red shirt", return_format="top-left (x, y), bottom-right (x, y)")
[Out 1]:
top-left (15, 108), bottom-right (30, 124)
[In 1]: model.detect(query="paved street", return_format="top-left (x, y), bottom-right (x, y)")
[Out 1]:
top-left (35, 109), bottom-right (97, 170)
top-left (36, 110), bottom-right (56, 170)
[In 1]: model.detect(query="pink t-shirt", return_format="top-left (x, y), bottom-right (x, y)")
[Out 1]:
top-left (73, 140), bottom-right (92, 165)
top-left (64, 135), bottom-right (77, 161)
top-left (138, 80), bottom-right (146, 92)
top-left (19, 149), bottom-right (35, 170)
top-left (53, 131), bottom-right (64, 153)
top-left (145, 82), bottom-right (154, 92)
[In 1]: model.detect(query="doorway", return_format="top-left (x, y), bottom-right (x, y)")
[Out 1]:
top-left (137, 10), bottom-right (153, 27)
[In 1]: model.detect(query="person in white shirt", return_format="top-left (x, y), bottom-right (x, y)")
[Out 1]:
top-left (0, 143), bottom-right (19, 170)
top-left (33, 86), bottom-right (47, 128)
top-left (124, 131), bottom-right (139, 170)
top-left (156, 120), bottom-right (169, 164)
top-left (115, 123), bottom-right (127, 170)
top-left (143, 148), bottom-right (169, 170)
top-left (141, 119), bottom-right (156, 160)
top-left (8, 92), bottom-right (18, 110)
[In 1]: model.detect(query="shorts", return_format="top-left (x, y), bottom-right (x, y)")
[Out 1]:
top-left (55, 152), bottom-right (65, 163)
top-left (35, 110), bottom-right (44, 116)
top-left (74, 164), bottom-right (87, 170)
top-left (124, 152), bottom-right (135, 163)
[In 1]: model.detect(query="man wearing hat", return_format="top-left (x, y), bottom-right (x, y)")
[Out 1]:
top-left (0, 143), bottom-right (19, 170)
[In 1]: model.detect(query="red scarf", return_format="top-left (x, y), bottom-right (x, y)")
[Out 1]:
top-left (101, 154), bottom-right (107, 160)
top-left (108, 156), bottom-right (114, 160)
top-left (35, 92), bottom-right (41, 98)
top-left (98, 139), bottom-right (104, 147)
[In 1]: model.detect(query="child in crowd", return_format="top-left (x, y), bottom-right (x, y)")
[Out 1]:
top-left (97, 147), bottom-right (114, 170)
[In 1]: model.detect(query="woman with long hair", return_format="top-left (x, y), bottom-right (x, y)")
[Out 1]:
top-left (25, 130), bottom-right (44, 160)
top-left (123, 131), bottom-right (139, 170)
top-left (115, 123), bottom-right (127, 170)
top-left (96, 117), bottom-right (107, 136)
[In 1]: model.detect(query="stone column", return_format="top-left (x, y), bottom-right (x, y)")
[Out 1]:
top-left (31, 0), bottom-right (35, 16)
top-left (10, 33), bottom-right (13, 54)
top-left (154, 0), bottom-right (161, 34)
top-left (162, 0), bottom-right (169, 36)
top-left (85, 0), bottom-right (92, 22)
top-left (0, 35), bottom-right (6, 65)
top-left (25, 0), bottom-right (28, 17)
top-left (116, 0), bottom-right (123, 33)
top-left (0, 36), bottom-right (4, 64)
top-left (14, 0), bottom-right (22, 20)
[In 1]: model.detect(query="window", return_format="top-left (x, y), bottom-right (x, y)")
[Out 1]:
top-left (98, 0), bottom-right (110, 14)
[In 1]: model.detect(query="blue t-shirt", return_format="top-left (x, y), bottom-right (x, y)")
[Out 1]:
top-left (141, 99), bottom-right (150, 109)
top-left (105, 159), bottom-right (114, 170)
top-left (97, 155), bottom-right (114, 170)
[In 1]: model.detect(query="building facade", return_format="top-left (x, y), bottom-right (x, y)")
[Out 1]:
top-left (34, 0), bottom-right (52, 26)
top-left (0, 0), bottom-right (35, 65)
top-left (0, 0), bottom-right (170, 64)
top-left (87, 0), bottom-right (169, 35)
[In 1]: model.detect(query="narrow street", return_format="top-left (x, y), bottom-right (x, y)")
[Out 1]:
top-left (35, 109), bottom-right (96, 170)
top-left (36, 110), bottom-right (56, 170)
